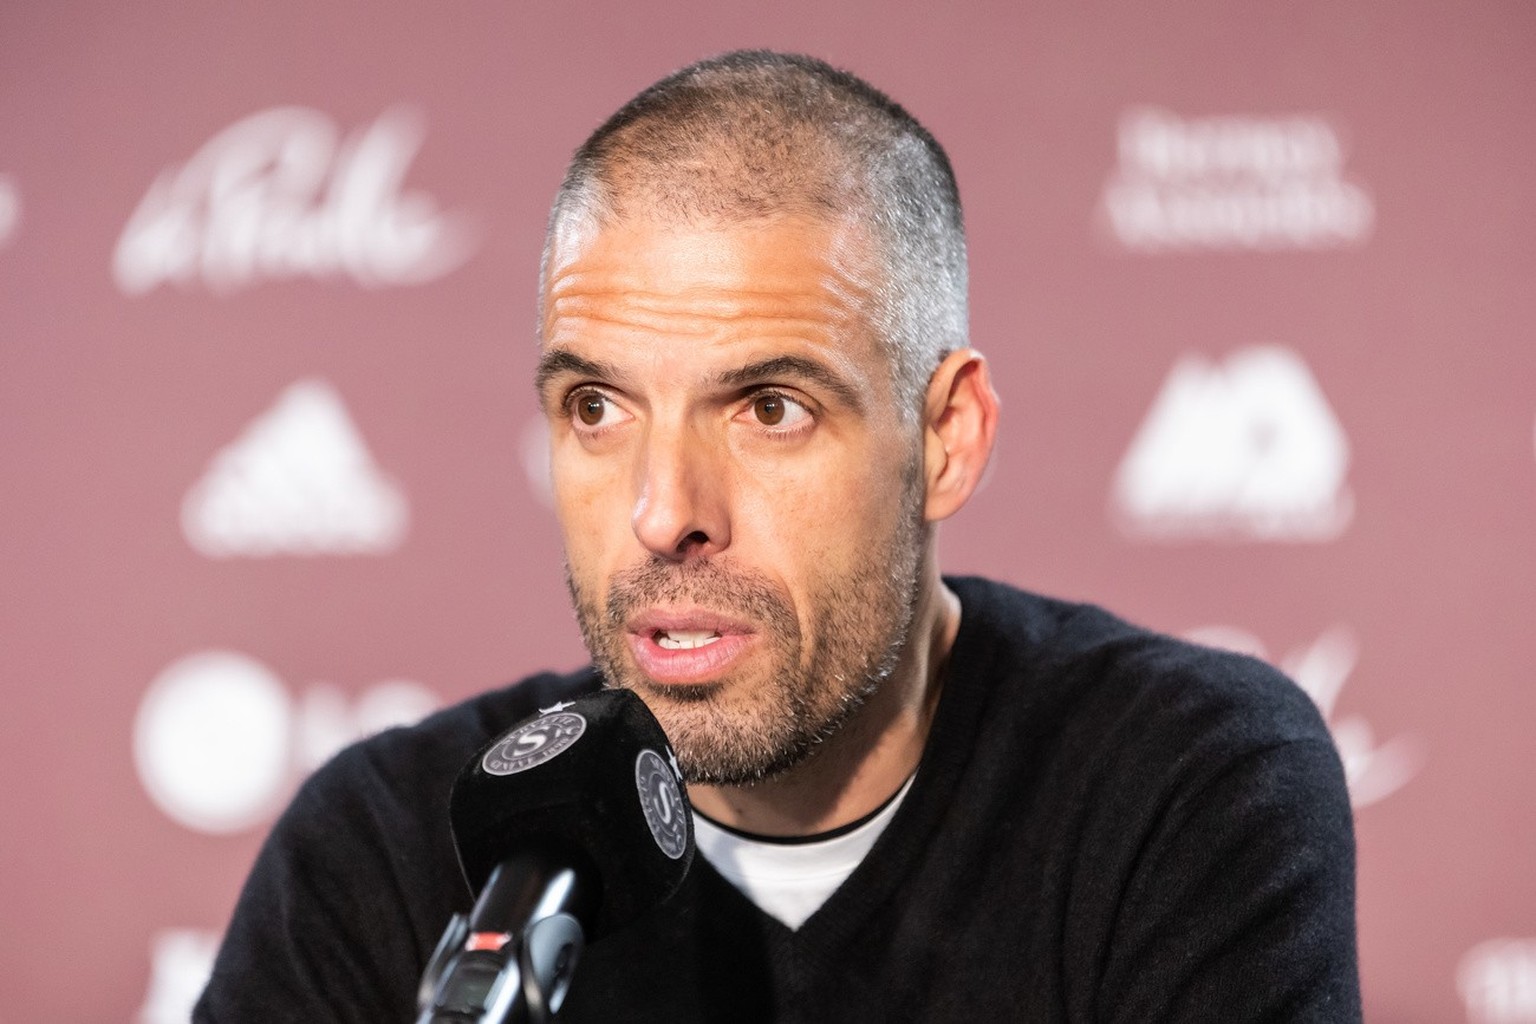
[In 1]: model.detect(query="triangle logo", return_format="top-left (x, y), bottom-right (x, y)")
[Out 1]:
top-left (182, 379), bottom-right (409, 557)
top-left (1111, 345), bottom-right (1352, 541)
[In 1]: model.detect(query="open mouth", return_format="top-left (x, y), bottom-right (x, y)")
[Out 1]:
top-left (654, 629), bottom-right (722, 651)
top-left (625, 611), bottom-right (756, 685)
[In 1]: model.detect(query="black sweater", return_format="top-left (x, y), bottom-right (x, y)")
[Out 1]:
top-left (196, 577), bottom-right (1361, 1022)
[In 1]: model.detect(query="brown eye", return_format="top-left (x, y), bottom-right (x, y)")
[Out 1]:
top-left (576, 394), bottom-right (606, 426)
top-left (753, 395), bottom-right (785, 425)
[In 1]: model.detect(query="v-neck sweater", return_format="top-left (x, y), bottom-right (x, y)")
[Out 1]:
top-left (196, 577), bottom-right (1360, 1022)
top-left (691, 770), bottom-right (917, 929)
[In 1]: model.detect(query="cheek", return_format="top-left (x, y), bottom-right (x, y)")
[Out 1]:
top-left (732, 439), bottom-right (909, 574)
top-left (552, 447), bottom-right (631, 562)
top-left (552, 432), bottom-right (629, 512)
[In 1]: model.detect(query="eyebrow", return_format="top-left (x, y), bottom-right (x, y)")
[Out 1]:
top-left (533, 348), bottom-right (866, 413)
top-left (715, 355), bottom-right (865, 412)
top-left (534, 349), bottom-right (621, 401)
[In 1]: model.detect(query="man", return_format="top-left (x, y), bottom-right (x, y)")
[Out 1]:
top-left (197, 51), bottom-right (1360, 1022)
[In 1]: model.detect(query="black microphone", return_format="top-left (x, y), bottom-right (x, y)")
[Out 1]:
top-left (417, 688), bottom-right (694, 1023)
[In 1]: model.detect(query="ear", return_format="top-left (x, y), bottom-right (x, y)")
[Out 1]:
top-left (921, 349), bottom-right (1000, 523)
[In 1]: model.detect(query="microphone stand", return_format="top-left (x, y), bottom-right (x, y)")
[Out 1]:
top-left (417, 851), bottom-right (596, 1024)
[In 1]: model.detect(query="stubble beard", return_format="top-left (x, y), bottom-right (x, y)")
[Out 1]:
top-left (566, 471), bottom-right (926, 787)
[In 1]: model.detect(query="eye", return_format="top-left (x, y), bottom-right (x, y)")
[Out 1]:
top-left (748, 393), bottom-right (811, 428)
top-left (576, 394), bottom-right (606, 426)
top-left (567, 390), bottom-right (628, 430)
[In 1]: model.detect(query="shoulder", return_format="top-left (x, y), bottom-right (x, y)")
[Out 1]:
top-left (942, 575), bottom-right (1346, 839)
top-left (942, 579), bottom-right (1359, 1017)
top-left (945, 574), bottom-right (1332, 759)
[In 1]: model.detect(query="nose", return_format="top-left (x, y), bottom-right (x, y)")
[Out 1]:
top-left (631, 421), bottom-right (731, 561)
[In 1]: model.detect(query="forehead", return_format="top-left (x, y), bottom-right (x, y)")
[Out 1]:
top-left (540, 214), bottom-right (885, 360)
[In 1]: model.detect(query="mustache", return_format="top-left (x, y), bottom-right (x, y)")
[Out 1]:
top-left (603, 557), bottom-right (798, 638)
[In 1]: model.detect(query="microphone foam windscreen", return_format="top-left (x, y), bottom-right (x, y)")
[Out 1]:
top-left (449, 687), bottom-right (694, 938)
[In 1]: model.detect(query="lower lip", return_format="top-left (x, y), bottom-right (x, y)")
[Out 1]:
top-left (626, 632), bottom-right (754, 685)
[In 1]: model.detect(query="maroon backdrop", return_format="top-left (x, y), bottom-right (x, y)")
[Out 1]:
top-left (3, 3), bottom-right (1534, 1021)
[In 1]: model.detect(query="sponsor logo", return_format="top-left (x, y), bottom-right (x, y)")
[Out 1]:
top-left (134, 649), bottom-right (437, 833)
top-left (635, 748), bottom-right (689, 859)
top-left (1185, 625), bottom-right (1422, 808)
top-left (114, 106), bottom-right (474, 294)
top-left (1459, 938), bottom-right (1536, 1024)
top-left (1112, 345), bottom-right (1353, 542)
top-left (0, 173), bottom-right (19, 249)
top-left (1099, 107), bottom-right (1373, 252)
top-left (481, 712), bottom-right (587, 776)
top-left (182, 378), bottom-right (409, 558)
top-left (137, 929), bottom-right (219, 1024)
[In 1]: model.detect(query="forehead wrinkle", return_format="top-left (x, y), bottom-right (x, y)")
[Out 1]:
top-left (544, 217), bottom-right (880, 309)
top-left (549, 278), bottom-right (864, 317)
top-left (546, 278), bottom-right (869, 347)
top-left (546, 307), bottom-right (859, 348)
top-left (540, 214), bottom-right (893, 398)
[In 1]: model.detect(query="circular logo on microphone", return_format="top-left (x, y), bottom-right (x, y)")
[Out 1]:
top-left (635, 748), bottom-right (688, 860)
top-left (481, 712), bottom-right (587, 776)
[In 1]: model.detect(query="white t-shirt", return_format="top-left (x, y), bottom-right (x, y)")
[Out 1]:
top-left (691, 774), bottom-right (917, 930)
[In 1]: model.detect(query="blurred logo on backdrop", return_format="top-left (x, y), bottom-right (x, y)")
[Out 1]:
top-left (522, 415), bottom-right (554, 508)
top-left (138, 929), bottom-right (219, 1024)
top-left (0, 173), bottom-right (20, 250)
top-left (1186, 625), bottom-right (1422, 808)
top-left (1111, 345), bottom-right (1352, 542)
top-left (1459, 939), bottom-right (1536, 1024)
top-left (1099, 107), bottom-right (1374, 252)
top-left (113, 106), bottom-right (475, 294)
top-left (134, 649), bottom-right (438, 834)
top-left (182, 378), bottom-right (408, 557)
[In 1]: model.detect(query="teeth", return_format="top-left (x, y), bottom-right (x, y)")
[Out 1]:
top-left (656, 630), bottom-right (721, 651)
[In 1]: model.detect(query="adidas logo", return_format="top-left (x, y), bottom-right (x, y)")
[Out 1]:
top-left (113, 106), bottom-right (474, 294)
top-left (181, 379), bottom-right (408, 557)
top-left (1112, 345), bottom-right (1353, 542)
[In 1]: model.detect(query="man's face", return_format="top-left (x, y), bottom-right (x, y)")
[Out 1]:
top-left (538, 213), bottom-right (927, 785)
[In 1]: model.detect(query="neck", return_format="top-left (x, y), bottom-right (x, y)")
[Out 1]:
top-left (686, 566), bottom-right (960, 837)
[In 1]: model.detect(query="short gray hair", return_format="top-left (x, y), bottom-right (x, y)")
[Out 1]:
top-left (543, 50), bottom-right (968, 421)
